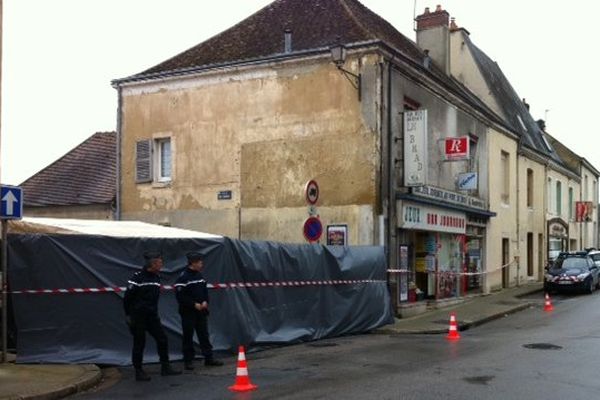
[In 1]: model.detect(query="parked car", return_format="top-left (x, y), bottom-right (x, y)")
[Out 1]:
top-left (544, 252), bottom-right (600, 294)
top-left (586, 249), bottom-right (600, 268)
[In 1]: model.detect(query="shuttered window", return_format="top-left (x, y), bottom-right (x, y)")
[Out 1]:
top-left (135, 139), bottom-right (152, 183)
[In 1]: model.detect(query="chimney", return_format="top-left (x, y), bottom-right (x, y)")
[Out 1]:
top-left (415, 4), bottom-right (449, 30)
top-left (522, 98), bottom-right (530, 111)
top-left (415, 5), bottom-right (450, 74)
top-left (284, 29), bottom-right (292, 53)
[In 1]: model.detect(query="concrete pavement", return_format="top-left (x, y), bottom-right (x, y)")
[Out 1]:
top-left (375, 282), bottom-right (544, 334)
top-left (0, 282), bottom-right (543, 400)
top-left (0, 359), bottom-right (101, 400)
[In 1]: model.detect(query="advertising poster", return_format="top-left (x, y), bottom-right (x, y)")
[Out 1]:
top-left (399, 245), bottom-right (409, 302)
top-left (327, 224), bottom-right (348, 246)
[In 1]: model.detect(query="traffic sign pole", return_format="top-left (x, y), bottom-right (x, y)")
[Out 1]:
top-left (0, 184), bottom-right (22, 362)
top-left (1, 220), bottom-right (7, 363)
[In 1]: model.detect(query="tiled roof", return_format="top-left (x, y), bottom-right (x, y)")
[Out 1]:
top-left (121, 0), bottom-right (501, 126)
top-left (132, 0), bottom-right (433, 77)
top-left (465, 38), bottom-right (563, 165)
top-left (20, 132), bottom-right (116, 207)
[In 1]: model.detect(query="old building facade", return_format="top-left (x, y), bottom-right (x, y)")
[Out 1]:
top-left (113, 0), bottom-right (598, 314)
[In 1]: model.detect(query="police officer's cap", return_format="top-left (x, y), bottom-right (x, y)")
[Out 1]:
top-left (143, 250), bottom-right (163, 261)
top-left (186, 252), bottom-right (204, 262)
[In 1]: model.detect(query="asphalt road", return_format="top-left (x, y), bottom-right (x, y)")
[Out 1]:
top-left (76, 291), bottom-right (600, 399)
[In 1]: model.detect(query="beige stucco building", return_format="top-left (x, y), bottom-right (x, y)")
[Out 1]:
top-left (414, 6), bottom-right (598, 291)
top-left (113, 0), bottom-right (598, 315)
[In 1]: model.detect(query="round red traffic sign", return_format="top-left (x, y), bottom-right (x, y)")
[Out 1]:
top-left (303, 216), bottom-right (323, 242)
top-left (305, 180), bottom-right (319, 205)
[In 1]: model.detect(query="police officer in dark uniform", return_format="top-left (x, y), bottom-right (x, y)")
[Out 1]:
top-left (175, 252), bottom-right (223, 370)
top-left (123, 251), bottom-right (181, 381)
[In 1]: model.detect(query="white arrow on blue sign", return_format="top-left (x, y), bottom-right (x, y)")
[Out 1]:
top-left (0, 185), bottom-right (23, 219)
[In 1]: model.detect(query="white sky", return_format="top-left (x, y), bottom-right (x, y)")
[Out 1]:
top-left (2, 0), bottom-right (599, 185)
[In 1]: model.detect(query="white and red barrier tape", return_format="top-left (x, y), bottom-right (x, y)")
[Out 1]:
top-left (9, 279), bottom-right (385, 295)
top-left (386, 260), bottom-right (517, 277)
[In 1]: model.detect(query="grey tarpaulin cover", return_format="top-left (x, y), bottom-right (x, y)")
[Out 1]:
top-left (8, 234), bottom-right (392, 365)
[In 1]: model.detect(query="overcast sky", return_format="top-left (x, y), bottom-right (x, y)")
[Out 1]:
top-left (2, 0), bottom-right (599, 185)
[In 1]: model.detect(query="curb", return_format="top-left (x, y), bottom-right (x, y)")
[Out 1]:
top-left (374, 301), bottom-right (536, 335)
top-left (2, 365), bottom-right (102, 400)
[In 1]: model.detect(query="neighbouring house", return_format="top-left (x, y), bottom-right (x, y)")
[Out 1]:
top-left (20, 131), bottom-right (116, 219)
top-left (417, 6), bottom-right (596, 287)
top-left (544, 128), bottom-right (600, 251)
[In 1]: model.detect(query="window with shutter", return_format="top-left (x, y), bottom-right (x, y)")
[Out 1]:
top-left (135, 139), bottom-right (152, 183)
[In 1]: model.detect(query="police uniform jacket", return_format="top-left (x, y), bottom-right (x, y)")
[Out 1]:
top-left (175, 267), bottom-right (209, 313)
top-left (123, 269), bottom-right (161, 317)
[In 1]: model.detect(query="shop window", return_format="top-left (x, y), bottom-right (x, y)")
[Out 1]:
top-left (527, 168), bottom-right (533, 208)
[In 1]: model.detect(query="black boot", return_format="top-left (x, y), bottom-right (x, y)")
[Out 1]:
top-left (204, 358), bottom-right (223, 367)
top-left (135, 368), bottom-right (151, 381)
top-left (184, 361), bottom-right (195, 370)
top-left (161, 363), bottom-right (182, 376)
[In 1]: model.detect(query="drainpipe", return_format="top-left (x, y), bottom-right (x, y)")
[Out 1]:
top-left (515, 145), bottom-right (520, 286)
top-left (387, 61), bottom-right (394, 268)
top-left (115, 86), bottom-right (122, 221)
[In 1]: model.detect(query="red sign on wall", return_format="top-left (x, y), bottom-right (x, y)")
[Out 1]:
top-left (576, 201), bottom-right (593, 222)
top-left (444, 136), bottom-right (470, 160)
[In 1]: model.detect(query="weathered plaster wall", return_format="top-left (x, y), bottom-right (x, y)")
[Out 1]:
top-left (486, 130), bottom-right (517, 291)
top-left (516, 155), bottom-right (547, 281)
top-left (449, 30), bottom-right (503, 118)
top-left (120, 54), bottom-right (380, 242)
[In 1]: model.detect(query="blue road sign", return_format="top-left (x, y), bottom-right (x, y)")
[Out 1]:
top-left (0, 185), bottom-right (23, 219)
top-left (303, 216), bottom-right (322, 242)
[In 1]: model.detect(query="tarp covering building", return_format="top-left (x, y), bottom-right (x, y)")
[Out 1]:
top-left (7, 218), bottom-right (392, 365)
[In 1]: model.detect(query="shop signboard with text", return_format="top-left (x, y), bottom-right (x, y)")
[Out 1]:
top-left (404, 110), bottom-right (427, 186)
top-left (397, 201), bottom-right (466, 235)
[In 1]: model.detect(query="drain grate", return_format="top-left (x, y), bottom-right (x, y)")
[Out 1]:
top-left (523, 343), bottom-right (562, 350)
top-left (463, 375), bottom-right (494, 385)
top-left (307, 342), bottom-right (338, 348)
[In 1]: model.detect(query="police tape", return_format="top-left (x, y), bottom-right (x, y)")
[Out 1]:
top-left (386, 259), bottom-right (517, 277)
top-left (8, 279), bottom-right (386, 295)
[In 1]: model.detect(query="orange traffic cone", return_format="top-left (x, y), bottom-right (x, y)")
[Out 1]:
top-left (446, 312), bottom-right (461, 341)
top-left (543, 293), bottom-right (554, 312)
top-left (228, 346), bottom-right (258, 392)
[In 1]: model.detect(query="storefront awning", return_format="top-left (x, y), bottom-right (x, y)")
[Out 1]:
top-left (397, 193), bottom-right (497, 219)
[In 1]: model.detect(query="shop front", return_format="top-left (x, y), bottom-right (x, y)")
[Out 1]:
top-left (397, 200), bottom-right (467, 302)
top-left (547, 218), bottom-right (568, 263)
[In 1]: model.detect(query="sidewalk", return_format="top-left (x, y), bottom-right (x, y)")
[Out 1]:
top-left (0, 283), bottom-right (542, 400)
top-left (0, 356), bottom-right (101, 400)
top-left (376, 282), bottom-right (543, 334)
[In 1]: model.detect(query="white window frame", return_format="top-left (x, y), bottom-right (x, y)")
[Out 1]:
top-left (155, 137), bottom-right (172, 183)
